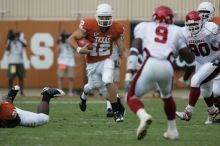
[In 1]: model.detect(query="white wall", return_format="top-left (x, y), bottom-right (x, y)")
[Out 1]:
top-left (0, 0), bottom-right (219, 21)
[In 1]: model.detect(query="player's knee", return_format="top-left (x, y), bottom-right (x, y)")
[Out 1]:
top-left (99, 87), bottom-right (108, 97)
top-left (102, 75), bottom-right (114, 85)
top-left (83, 84), bottom-right (94, 94)
top-left (93, 81), bottom-right (102, 88)
top-left (190, 75), bottom-right (201, 87)
top-left (37, 113), bottom-right (49, 126)
top-left (201, 88), bottom-right (212, 98)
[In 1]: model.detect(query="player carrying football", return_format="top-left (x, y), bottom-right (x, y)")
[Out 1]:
top-left (68, 3), bottom-right (127, 122)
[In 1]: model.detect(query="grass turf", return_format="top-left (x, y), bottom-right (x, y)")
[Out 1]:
top-left (0, 98), bottom-right (220, 146)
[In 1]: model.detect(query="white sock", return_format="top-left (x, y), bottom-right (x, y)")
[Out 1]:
top-left (168, 119), bottom-right (177, 130)
top-left (81, 92), bottom-right (87, 100)
top-left (136, 108), bottom-right (150, 121)
top-left (185, 104), bottom-right (194, 113)
top-left (106, 100), bottom-right (112, 110)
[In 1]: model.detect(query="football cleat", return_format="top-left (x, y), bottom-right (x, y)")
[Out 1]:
top-left (136, 114), bottom-right (152, 140)
top-left (176, 110), bottom-right (192, 121)
top-left (41, 87), bottom-right (65, 97)
top-left (7, 85), bottom-right (20, 103)
top-left (79, 96), bottom-right (87, 112)
top-left (163, 128), bottom-right (179, 140)
top-left (205, 116), bottom-right (213, 125)
top-left (114, 111), bottom-right (124, 122)
top-left (205, 107), bottom-right (220, 125)
top-left (106, 108), bottom-right (114, 117)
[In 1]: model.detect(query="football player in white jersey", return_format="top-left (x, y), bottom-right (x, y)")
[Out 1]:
top-left (125, 6), bottom-right (194, 140)
top-left (176, 11), bottom-right (220, 124)
top-left (197, 1), bottom-right (220, 124)
top-left (197, 1), bottom-right (215, 23)
top-left (178, 2), bottom-right (216, 88)
top-left (0, 86), bottom-right (65, 128)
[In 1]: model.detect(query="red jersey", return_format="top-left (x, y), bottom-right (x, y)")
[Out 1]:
top-left (79, 18), bottom-right (124, 63)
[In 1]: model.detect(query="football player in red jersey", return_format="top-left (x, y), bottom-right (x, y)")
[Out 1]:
top-left (125, 6), bottom-right (194, 140)
top-left (68, 3), bottom-right (127, 122)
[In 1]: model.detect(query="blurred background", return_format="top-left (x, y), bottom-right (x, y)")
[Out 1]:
top-left (0, 0), bottom-right (219, 91)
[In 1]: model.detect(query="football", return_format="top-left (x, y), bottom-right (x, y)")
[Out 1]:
top-left (77, 38), bottom-right (93, 49)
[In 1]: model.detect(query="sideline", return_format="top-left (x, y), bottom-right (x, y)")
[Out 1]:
top-left (14, 100), bottom-right (106, 104)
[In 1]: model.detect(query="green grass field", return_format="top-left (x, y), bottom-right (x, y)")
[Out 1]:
top-left (0, 97), bottom-right (220, 146)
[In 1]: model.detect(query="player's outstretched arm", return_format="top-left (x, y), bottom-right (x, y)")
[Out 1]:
top-left (124, 38), bottom-right (142, 92)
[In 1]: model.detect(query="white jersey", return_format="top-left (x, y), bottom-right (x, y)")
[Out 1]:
top-left (7, 40), bottom-right (25, 64)
top-left (182, 22), bottom-right (220, 64)
top-left (134, 22), bottom-right (186, 60)
top-left (57, 42), bottom-right (75, 67)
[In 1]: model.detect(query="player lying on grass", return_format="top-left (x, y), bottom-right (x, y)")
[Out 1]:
top-left (0, 85), bottom-right (65, 128)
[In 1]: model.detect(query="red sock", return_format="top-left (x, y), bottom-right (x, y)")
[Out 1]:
top-left (189, 87), bottom-right (200, 106)
top-left (127, 98), bottom-right (144, 114)
top-left (163, 96), bottom-right (176, 120)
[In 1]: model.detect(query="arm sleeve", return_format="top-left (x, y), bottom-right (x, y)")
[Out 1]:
top-left (126, 52), bottom-right (138, 71)
top-left (175, 28), bottom-right (187, 51)
top-left (79, 19), bottom-right (88, 32)
top-left (212, 25), bottom-right (220, 43)
top-left (133, 23), bottom-right (145, 39)
top-left (115, 23), bottom-right (125, 40)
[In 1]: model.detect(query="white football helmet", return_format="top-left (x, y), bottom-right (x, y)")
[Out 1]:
top-left (96, 3), bottom-right (113, 27)
top-left (197, 2), bottom-right (215, 23)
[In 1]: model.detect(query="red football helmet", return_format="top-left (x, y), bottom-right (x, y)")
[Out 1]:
top-left (152, 6), bottom-right (174, 24)
top-left (185, 11), bottom-right (202, 35)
